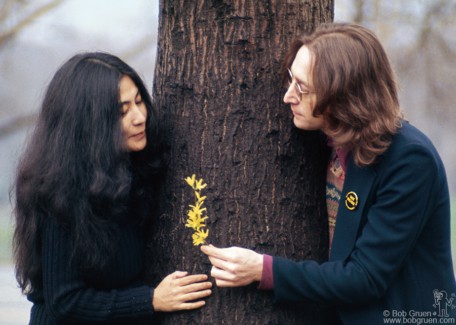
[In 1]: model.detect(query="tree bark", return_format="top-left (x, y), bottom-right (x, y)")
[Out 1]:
top-left (146, 0), bottom-right (335, 323)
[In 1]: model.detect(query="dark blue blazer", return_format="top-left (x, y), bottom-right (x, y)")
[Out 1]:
top-left (272, 122), bottom-right (456, 324)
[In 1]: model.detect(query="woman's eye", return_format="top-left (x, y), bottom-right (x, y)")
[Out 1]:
top-left (120, 108), bottom-right (128, 116)
top-left (135, 97), bottom-right (143, 105)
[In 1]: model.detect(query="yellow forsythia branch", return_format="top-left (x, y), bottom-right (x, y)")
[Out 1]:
top-left (184, 174), bottom-right (209, 246)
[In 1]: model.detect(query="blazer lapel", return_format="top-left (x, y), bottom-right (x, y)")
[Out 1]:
top-left (329, 158), bottom-right (377, 262)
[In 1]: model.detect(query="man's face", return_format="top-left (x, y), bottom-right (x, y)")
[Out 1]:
top-left (283, 46), bottom-right (325, 131)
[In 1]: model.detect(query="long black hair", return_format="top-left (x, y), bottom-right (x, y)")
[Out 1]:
top-left (12, 52), bottom-right (163, 294)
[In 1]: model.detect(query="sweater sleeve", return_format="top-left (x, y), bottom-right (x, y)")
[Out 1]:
top-left (258, 254), bottom-right (274, 290)
top-left (41, 218), bottom-right (155, 322)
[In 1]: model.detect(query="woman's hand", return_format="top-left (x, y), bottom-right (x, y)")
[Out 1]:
top-left (200, 245), bottom-right (263, 287)
top-left (152, 271), bottom-right (212, 312)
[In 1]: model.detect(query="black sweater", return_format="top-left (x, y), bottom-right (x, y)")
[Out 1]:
top-left (27, 217), bottom-right (156, 324)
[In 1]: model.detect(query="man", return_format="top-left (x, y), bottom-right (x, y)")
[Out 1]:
top-left (201, 23), bottom-right (456, 324)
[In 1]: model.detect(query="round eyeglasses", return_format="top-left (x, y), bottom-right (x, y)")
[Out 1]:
top-left (286, 68), bottom-right (315, 101)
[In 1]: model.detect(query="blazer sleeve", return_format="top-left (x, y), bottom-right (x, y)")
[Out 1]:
top-left (272, 142), bottom-right (444, 304)
top-left (41, 218), bottom-right (155, 322)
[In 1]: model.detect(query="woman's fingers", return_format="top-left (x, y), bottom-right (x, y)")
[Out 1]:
top-left (175, 273), bottom-right (209, 286)
top-left (153, 272), bottom-right (212, 312)
top-left (179, 300), bottom-right (206, 310)
top-left (181, 287), bottom-right (212, 301)
top-left (179, 280), bottom-right (213, 295)
top-left (171, 271), bottom-right (189, 279)
top-left (169, 273), bottom-right (212, 296)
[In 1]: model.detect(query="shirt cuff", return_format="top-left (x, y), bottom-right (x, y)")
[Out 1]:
top-left (258, 254), bottom-right (273, 290)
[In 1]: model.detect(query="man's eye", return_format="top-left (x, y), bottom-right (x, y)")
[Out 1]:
top-left (298, 84), bottom-right (311, 95)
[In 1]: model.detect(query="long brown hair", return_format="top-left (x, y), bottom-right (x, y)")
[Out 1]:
top-left (283, 23), bottom-right (403, 166)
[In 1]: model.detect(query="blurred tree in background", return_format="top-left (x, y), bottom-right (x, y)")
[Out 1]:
top-left (0, 1), bottom-right (64, 138)
top-left (339, 1), bottom-right (456, 191)
top-left (0, 0), bottom-right (64, 48)
top-left (345, 0), bottom-right (456, 125)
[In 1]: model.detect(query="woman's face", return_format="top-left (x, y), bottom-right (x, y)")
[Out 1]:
top-left (119, 75), bottom-right (147, 152)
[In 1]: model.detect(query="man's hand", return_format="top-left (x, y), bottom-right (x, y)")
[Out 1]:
top-left (200, 245), bottom-right (263, 287)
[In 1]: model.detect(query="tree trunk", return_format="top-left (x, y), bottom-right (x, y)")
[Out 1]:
top-left (146, 0), bottom-right (335, 323)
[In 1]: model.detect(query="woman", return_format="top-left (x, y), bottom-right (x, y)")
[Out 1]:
top-left (13, 52), bottom-right (212, 324)
top-left (201, 23), bottom-right (456, 324)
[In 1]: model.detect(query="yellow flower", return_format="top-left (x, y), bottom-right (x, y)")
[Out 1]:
top-left (185, 174), bottom-right (196, 188)
top-left (195, 191), bottom-right (207, 204)
top-left (185, 210), bottom-right (208, 230)
top-left (188, 201), bottom-right (206, 217)
top-left (185, 174), bottom-right (207, 191)
top-left (194, 178), bottom-right (207, 191)
top-left (187, 206), bottom-right (206, 220)
top-left (186, 206), bottom-right (207, 229)
top-left (184, 174), bottom-right (210, 246)
top-left (192, 228), bottom-right (209, 246)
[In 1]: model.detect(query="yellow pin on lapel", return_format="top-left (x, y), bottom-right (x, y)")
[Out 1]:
top-left (345, 191), bottom-right (359, 211)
